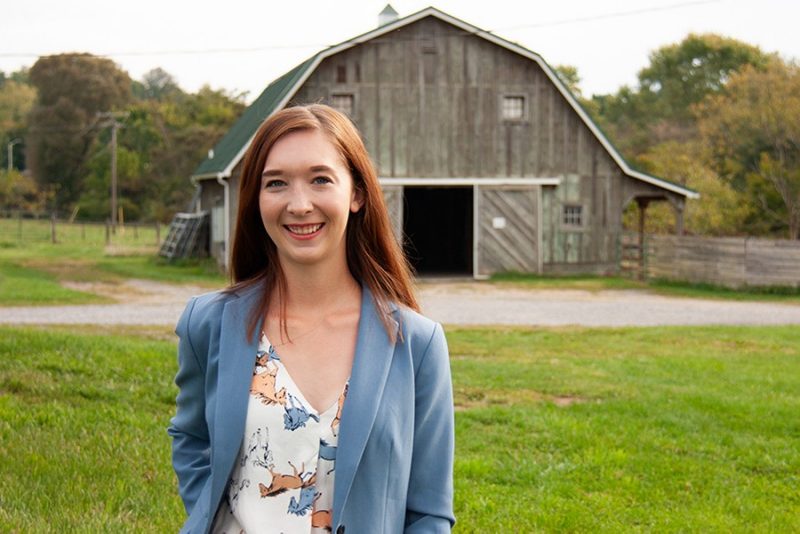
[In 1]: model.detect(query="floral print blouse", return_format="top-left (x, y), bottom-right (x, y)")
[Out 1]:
top-left (213, 333), bottom-right (349, 533)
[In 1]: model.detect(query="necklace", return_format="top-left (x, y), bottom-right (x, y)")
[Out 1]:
top-left (262, 319), bottom-right (325, 349)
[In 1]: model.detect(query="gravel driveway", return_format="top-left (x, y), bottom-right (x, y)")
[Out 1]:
top-left (1, 279), bottom-right (800, 327)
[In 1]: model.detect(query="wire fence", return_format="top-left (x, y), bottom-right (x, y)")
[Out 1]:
top-left (0, 211), bottom-right (162, 247)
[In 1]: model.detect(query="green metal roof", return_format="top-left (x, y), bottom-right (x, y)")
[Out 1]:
top-left (192, 56), bottom-right (317, 177)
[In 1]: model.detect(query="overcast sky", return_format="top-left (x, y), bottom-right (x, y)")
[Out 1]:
top-left (2, 0), bottom-right (798, 102)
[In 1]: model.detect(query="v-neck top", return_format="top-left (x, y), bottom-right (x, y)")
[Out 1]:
top-left (213, 333), bottom-right (349, 534)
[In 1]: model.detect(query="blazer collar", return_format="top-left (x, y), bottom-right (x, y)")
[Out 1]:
top-left (209, 283), bottom-right (263, 519)
top-left (333, 285), bottom-right (398, 526)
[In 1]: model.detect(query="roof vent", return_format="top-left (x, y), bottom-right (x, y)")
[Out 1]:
top-left (378, 4), bottom-right (399, 27)
top-left (208, 149), bottom-right (214, 159)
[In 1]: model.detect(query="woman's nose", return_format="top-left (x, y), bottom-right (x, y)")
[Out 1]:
top-left (286, 187), bottom-right (313, 214)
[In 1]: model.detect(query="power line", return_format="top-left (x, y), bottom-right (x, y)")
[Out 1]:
top-left (0, 0), bottom-right (726, 61)
top-left (494, 0), bottom-right (723, 32)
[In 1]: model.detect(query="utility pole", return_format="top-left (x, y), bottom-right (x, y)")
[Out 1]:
top-left (97, 112), bottom-right (128, 229)
top-left (7, 138), bottom-right (21, 173)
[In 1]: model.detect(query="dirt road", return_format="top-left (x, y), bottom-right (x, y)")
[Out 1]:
top-left (1, 279), bottom-right (799, 327)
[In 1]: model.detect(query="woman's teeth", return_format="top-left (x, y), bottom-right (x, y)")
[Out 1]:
top-left (286, 224), bottom-right (322, 235)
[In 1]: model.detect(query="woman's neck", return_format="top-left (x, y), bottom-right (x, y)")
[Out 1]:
top-left (277, 259), bottom-right (360, 316)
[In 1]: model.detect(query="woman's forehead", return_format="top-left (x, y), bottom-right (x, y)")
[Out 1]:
top-left (264, 129), bottom-right (348, 171)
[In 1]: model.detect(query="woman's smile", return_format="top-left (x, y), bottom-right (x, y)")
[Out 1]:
top-left (284, 223), bottom-right (325, 239)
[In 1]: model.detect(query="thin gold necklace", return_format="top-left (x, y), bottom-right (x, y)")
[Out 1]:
top-left (262, 319), bottom-right (325, 349)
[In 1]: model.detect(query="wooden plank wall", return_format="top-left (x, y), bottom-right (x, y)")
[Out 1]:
top-left (290, 15), bottom-right (633, 272)
top-left (477, 187), bottom-right (537, 275)
top-left (381, 185), bottom-right (404, 243)
top-left (645, 234), bottom-right (800, 288)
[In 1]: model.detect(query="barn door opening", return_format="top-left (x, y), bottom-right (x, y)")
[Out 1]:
top-left (403, 186), bottom-right (473, 275)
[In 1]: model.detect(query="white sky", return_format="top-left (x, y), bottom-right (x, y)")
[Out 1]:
top-left (2, 0), bottom-right (798, 102)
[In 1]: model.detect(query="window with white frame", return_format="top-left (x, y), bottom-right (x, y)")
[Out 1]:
top-left (502, 95), bottom-right (525, 120)
top-left (563, 204), bottom-right (583, 226)
top-left (330, 94), bottom-right (354, 116)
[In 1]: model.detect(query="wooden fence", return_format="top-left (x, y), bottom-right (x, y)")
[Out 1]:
top-left (0, 211), bottom-right (162, 247)
top-left (639, 234), bottom-right (800, 288)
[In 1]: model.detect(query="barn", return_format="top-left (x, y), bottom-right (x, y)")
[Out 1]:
top-left (190, 5), bottom-right (698, 278)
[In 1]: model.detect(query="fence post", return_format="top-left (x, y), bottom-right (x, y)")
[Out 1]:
top-left (105, 219), bottom-right (111, 245)
top-left (50, 213), bottom-right (57, 244)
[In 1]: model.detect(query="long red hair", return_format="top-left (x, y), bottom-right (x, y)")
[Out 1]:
top-left (228, 104), bottom-right (418, 341)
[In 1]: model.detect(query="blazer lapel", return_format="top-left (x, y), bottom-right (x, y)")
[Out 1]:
top-left (333, 286), bottom-right (398, 524)
top-left (209, 283), bottom-right (263, 517)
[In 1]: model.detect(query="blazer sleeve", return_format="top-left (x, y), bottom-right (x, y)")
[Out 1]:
top-left (405, 323), bottom-right (456, 532)
top-left (167, 297), bottom-right (212, 515)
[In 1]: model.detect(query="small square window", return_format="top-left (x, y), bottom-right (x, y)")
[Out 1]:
top-left (502, 96), bottom-right (525, 120)
top-left (331, 94), bottom-right (354, 116)
top-left (563, 205), bottom-right (583, 226)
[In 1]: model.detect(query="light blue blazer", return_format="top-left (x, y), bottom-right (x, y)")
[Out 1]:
top-left (168, 282), bottom-right (455, 533)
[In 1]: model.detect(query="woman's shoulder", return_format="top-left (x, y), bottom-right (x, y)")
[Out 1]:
top-left (393, 305), bottom-right (445, 351)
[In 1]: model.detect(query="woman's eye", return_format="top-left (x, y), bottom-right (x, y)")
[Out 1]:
top-left (312, 176), bottom-right (332, 185)
top-left (264, 179), bottom-right (286, 189)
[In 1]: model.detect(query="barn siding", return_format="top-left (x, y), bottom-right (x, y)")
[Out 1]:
top-left (381, 185), bottom-right (404, 243)
top-left (477, 186), bottom-right (538, 275)
top-left (253, 15), bottom-right (683, 275)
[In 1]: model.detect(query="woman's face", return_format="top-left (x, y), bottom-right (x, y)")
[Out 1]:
top-left (259, 128), bottom-right (363, 270)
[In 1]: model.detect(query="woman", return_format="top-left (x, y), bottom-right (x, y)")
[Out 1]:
top-left (168, 104), bottom-right (455, 534)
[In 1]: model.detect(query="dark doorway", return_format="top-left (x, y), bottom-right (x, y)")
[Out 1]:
top-left (403, 186), bottom-right (473, 275)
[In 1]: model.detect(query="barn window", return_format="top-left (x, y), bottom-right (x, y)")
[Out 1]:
top-left (502, 95), bottom-right (525, 120)
top-left (336, 65), bottom-right (347, 83)
top-left (563, 205), bottom-right (583, 226)
top-left (331, 94), bottom-right (354, 116)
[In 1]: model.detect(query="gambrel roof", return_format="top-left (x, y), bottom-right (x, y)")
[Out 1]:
top-left (192, 6), bottom-right (699, 199)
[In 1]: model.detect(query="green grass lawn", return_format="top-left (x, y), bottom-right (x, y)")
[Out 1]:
top-left (0, 237), bottom-right (225, 306)
top-left (1, 325), bottom-right (797, 532)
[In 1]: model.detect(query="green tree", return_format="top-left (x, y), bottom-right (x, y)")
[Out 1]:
top-left (624, 141), bottom-right (748, 235)
top-left (590, 34), bottom-right (770, 160)
top-left (554, 64), bottom-right (582, 97)
top-left (0, 72), bottom-right (36, 171)
top-left (0, 169), bottom-right (50, 212)
top-left (27, 53), bottom-right (132, 210)
top-left (697, 59), bottom-right (800, 239)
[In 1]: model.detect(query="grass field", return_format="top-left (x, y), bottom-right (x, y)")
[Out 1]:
top-left (1, 324), bottom-right (797, 532)
top-left (0, 225), bottom-right (225, 305)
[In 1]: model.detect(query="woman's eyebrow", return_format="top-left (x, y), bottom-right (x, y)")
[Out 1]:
top-left (262, 165), bottom-right (335, 177)
top-left (309, 165), bottom-right (335, 174)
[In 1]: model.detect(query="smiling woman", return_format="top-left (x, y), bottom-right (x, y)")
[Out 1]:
top-left (167, 104), bottom-right (456, 534)
top-left (259, 129), bottom-right (364, 271)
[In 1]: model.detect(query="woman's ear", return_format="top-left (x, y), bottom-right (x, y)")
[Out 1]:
top-left (350, 187), bottom-right (365, 213)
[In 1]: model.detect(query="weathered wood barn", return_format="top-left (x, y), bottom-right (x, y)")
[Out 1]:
top-left (191, 5), bottom-right (698, 277)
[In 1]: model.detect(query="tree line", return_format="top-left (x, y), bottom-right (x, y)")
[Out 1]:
top-left (569, 34), bottom-right (800, 239)
top-left (0, 54), bottom-right (244, 222)
top-left (1, 36), bottom-right (799, 238)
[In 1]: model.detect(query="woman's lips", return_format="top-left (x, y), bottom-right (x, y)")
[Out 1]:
top-left (284, 223), bottom-right (324, 240)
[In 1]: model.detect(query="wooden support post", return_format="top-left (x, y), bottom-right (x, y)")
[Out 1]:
top-left (50, 213), bottom-right (57, 244)
top-left (105, 220), bottom-right (111, 245)
top-left (636, 198), bottom-right (650, 280)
